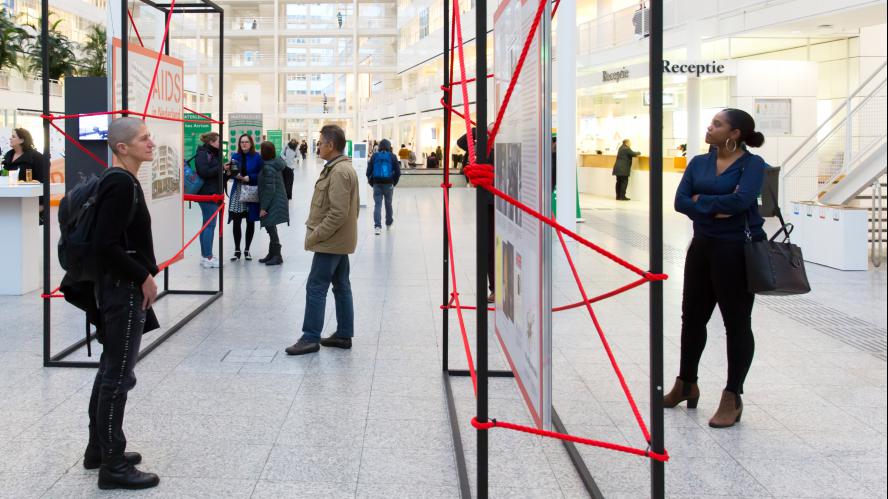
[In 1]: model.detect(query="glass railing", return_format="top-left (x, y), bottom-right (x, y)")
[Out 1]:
top-left (577, 0), bottom-right (679, 54)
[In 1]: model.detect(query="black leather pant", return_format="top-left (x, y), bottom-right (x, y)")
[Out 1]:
top-left (87, 278), bottom-right (145, 464)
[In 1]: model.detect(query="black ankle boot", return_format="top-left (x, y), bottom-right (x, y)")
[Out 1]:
top-left (265, 243), bottom-right (283, 266)
top-left (98, 461), bottom-right (160, 490)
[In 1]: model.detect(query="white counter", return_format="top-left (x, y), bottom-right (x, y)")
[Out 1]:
top-left (0, 182), bottom-right (65, 295)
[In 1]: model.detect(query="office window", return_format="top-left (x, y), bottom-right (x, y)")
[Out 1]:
top-left (419, 8), bottom-right (429, 39)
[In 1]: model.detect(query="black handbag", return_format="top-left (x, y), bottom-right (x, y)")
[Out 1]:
top-left (743, 181), bottom-right (811, 296)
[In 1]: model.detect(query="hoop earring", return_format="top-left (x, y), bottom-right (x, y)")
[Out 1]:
top-left (725, 138), bottom-right (737, 153)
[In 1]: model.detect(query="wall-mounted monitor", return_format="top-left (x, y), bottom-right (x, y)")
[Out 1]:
top-left (352, 143), bottom-right (367, 159)
top-left (79, 115), bottom-right (109, 140)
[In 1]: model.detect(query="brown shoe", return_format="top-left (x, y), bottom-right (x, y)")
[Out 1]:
top-left (663, 377), bottom-right (699, 409)
top-left (709, 390), bottom-right (743, 428)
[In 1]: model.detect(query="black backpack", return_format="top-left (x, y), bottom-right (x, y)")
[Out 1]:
top-left (58, 168), bottom-right (138, 283)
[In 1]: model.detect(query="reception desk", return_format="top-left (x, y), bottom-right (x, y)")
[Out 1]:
top-left (579, 154), bottom-right (687, 172)
top-left (576, 154), bottom-right (687, 205)
top-left (0, 182), bottom-right (65, 295)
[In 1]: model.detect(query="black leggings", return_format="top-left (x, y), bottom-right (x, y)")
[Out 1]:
top-left (231, 214), bottom-right (255, 251)
top-left (679, 237), bottom-right (755, 394)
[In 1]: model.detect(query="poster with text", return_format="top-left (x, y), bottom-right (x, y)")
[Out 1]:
top-left (112, 38), bottom-right (184, 266)
top-left (228, 114), bottom-right (263, 156)
top-left (493, 0), bottom-right (552, 430)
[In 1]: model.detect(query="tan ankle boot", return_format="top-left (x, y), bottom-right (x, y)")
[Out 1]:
top-left (709, 390), bottom-right (742, 428)
top-left (663, 377), bottom-right (700, 408)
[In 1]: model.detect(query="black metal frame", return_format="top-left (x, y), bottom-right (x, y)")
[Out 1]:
top-left (440, 0), bottom-right (665, 498)
top-left (41, 0), bottom-right (225, 368)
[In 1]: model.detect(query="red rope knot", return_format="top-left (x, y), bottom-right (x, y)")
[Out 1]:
top-left (440, 182), bottom-right (453, 189)
top-left (464, 162), bottom-right (494, 189)
top-left (41, 114), bottom-right (54, 121)
top-left (643, 272), bottom-right (669, 282)
top-left (470, 417), bottom-right (496, 430)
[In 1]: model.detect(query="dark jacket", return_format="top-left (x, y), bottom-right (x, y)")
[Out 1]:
top-left (82, 168), bottom-right (160, 333)
top-left (612, 144), bottom-right (640, 177)
top-left (2, 148), bottom-right (46, 183)
top-left (259, 157), bottom-right (290, 228)
top-left (366, 150), bottom-right (401, 186)
top-left (674, 149), bottom-right (767, 242)
top-left (194, 144), bottom-right (223, 196)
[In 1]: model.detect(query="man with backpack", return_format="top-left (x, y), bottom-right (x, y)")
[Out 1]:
top-left (76, 117), bottom-right (161, 490)
top-left (366, 138), bottom-right (401, 235)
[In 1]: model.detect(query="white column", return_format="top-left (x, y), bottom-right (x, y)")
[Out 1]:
top-left (353, 0), bottom-right (359, 140)
top-left (686, 21), bottom-right (702, 156)
top-left (274, 0), bottom-right (281, 131)
top-left (556, 0), bottom-right (577, 230)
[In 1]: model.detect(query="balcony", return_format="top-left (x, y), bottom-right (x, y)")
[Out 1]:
top-left (227, 54), bottom-right (396, 72)
top-left (0, 71), bottom-right (63, 97)
top-left (577, 0), bottom-right (680, 55)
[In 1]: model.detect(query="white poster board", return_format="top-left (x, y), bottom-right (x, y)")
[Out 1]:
top-left (112, 38), bottom-right (185, 266)
top-left (754, 98), bottom-right (792, 136)
top-left (493, 0), bottom-right (552, 430)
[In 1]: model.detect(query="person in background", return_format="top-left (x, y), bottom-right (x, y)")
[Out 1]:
top-left (3, 127), bottom-right (46, 223)
top-left (457, 127), bottom-right (496, 303)
top-left (283, 138), bottom-right (299, 168)
top-left (426, 151), bottom-right (439, 169)
top-left (667, 108), bottom-right (767, 429)
top-left (366, 138), bottom-right (401, 234)
top-left (612, 139), bottom-right (641, 201)
top-left (398, 144), bottom-right (410, 160)
top-left (86, 117), bottom-right (160, 490)
top-left (194, 132), bottom-right (223, 268)
top-left (436, 145), bottom-right (443, 163)
top-left (226, 134), bottom-right (262, 261)
top-left (286, 124), bottom-right (359, 356)
top-left (280, 139), bottom-right (297, 199)
top-left (258, 141), bottom-right (289, 265)
top-left (299, 140), bottom-right (308, 164)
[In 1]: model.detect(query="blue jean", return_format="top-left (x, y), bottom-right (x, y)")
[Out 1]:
top-left (372, 184), bottom-right (394, 228)
top-left (198, 202), bottom-right (218, 258)
top-left (300, 252), bottom-right (354, 342)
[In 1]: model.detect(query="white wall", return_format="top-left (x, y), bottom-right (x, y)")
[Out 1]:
top-left (859, 23), bottom-right (887, 81)
top-left (732, 60), bottom-right (819, 168)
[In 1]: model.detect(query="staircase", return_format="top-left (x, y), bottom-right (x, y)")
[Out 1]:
top-left (857, 175), bottom-right (887, 266)
top-left (780, 61), bottom-right (887, 266)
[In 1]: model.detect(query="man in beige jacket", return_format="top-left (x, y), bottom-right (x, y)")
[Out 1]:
top-left (286, 124), bottom-right (360, 355)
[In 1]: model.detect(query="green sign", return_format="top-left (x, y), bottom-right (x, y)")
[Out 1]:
top-left (184, 112), bottom-right (213, 161)
top-left (346, 140), bottom-right (353, 157)
top-left (267, 130), bottom-right (283, 156)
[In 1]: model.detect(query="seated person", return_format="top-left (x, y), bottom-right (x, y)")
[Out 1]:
top-left (398, 144), bottom-right (410, 160)
top-left (426, 152), bottom-right (439, 168)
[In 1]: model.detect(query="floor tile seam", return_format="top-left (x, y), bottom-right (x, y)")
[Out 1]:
top-left (354, 323), bottom-right (384, 497)
top-left (267, 372), bottom-right (309, 474)
top-left (705, 424), bottom-right (792, 498)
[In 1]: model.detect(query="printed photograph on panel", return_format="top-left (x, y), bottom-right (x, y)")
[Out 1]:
top-left (152, 144), bottom-right (181, 199)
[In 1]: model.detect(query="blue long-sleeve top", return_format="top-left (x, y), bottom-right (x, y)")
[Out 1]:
top-left (229, 151), bottom-right (263, 222)
top-left (674, 149), bottom-right (767, 242)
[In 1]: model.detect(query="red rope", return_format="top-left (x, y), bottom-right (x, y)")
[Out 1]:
top-left (452, 0), bottom-right (476, 165)
top-left (48, 120), bottom-right (108, 168)
top-left (183, 107), bottom-right (222, 124)
top-left (442, 74), bottom-right (494, 90)
top-left (443, 188), bottom-right (478, 394)
top-left (127, 8), bottom-right (145, 47)
top-left (552, 275), bottom-right (666, 312)
top-left (157, 201), bottom-right (223, 271)
top-left (556, 229), bottom-right (651, 442)
top-left (471, 417), bottom-right (669, 462)
top-left (141, 0), bottom-right (177, 118)
top-left (436, 0), bottom-right (670, 463)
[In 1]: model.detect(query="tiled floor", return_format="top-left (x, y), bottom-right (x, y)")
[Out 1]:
top-left (0, 163), bottom-right (885, 498)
